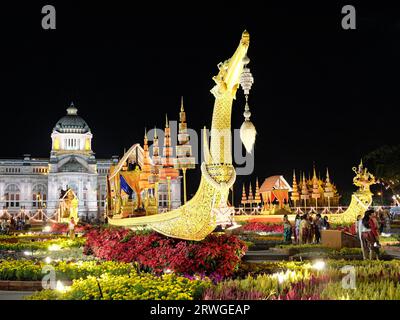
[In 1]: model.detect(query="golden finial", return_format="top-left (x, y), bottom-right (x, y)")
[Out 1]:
top-left (241, 30), bottom-right (250, 44)
top-left (154, 126), bottom-right (157, 139)
top-left (165, 114), bottom-right (169, 128)
top-left (181, 96), bottom-right (184, 112)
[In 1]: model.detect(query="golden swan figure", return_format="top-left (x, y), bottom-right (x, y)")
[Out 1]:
top-left (108, 31), bottom-right (251, 240)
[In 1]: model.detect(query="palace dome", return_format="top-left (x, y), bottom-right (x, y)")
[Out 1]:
top-left (53, 103), bottom-right (91, 134)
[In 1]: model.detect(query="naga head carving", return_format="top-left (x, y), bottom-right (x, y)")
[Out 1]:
top-left (211, 31), bottom-right (250, 98)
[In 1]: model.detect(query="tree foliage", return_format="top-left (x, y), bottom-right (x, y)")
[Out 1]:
top-left (365, 145), bottom-right (400, 193)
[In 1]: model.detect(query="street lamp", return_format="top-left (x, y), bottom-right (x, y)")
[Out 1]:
top-left (377, 191), bottom-right (383, 206)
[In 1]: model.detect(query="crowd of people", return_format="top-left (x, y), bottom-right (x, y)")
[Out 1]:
top-left (283, 213), bottom-right (330, 244)
top-left (0, 216), bottom-right (28, 234)
top-left (282, 209), bottom-right (391, 260)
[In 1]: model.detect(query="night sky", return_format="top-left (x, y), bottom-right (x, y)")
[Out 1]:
top-left (0, 3), bottom-right (399, 204)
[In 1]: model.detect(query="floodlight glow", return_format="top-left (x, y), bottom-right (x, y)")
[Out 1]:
top-left (55, 281), bottom-right (70, 293)
top-left (48, 244), bottom-right (61, 251)
top-left (312, 260), bottom-right (326, 271)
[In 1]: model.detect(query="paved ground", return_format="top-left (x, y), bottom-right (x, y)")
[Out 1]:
top-left (0, 291), bottom-right (35, 300)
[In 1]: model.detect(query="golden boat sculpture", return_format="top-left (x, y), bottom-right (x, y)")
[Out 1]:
top-left (327, 160), bottom-right (376, 223)
top-left (108, 31), bottom-right (251, 240)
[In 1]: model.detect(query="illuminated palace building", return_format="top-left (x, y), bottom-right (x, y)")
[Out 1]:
top-left (0, 103), bottom-right (112, 220)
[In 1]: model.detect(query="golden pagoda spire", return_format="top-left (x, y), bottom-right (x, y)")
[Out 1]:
top-left (139, 127), bottom-right (152, 191)
top-left (301, 172), bottom-right (310, 209)
top-left (292, 170), bottom-right (298, 191)
top-left (173, 96), bottom-right (195, 204)
top-left (241, 183), bottom-right (248, 206)
top-left (148, 126), bottom-right (161, 212)
top-left (324, 167), bottom-right (334, 211)
top-left (301, 173), bottom-right (309, 195)
top-left (291, 170), bottom-right (300, 207)
top-left (248, 182), bottom-right (253, 201)
top-left (165, 114), bottom-right (169, 128)
top-left (254, 177), bottom-right (261, 204)
top-left (248, 182), bottom-right (254, 209)
top-left (311, 164), bottom-right (321, 208)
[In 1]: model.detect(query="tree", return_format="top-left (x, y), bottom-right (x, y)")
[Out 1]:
top-left (365, 145), bottom-right (400, 195)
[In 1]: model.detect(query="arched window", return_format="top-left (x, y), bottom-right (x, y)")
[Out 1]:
top-left (5, 184), bottom-right (20, 208)
top-left (32, 184), bottom-right (47, 208)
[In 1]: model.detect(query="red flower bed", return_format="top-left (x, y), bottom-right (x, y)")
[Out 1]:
top-left (50, 223), bottom-right (92, 233)
top-left (83, 228), bottom-right (247, 279)
top-left (241, 222), bottom-right (283, 233)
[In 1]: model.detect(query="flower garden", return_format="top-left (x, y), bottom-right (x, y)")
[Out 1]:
top-left (0, 221), bottom-right (399, 300)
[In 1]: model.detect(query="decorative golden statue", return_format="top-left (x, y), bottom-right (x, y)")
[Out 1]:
top-left (58, 188), bottom-right (79, 223)
top-left (107, 144), bottom-right (154, 217)
top-left (109, 31), bottom-right (254, 240)
top-left (352, 160), bottom-right (376, 192)
top-left (328, 160), bottom-right (376, 223)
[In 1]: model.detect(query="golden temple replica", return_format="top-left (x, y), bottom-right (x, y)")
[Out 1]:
top-left (291, 166), bottom-right (341, 209)
top-left (240, 166), bottom-right (340, 213)
top-left (107, 31), bottom-right (256, 240)
top-left (106, 97), bottom-right (198, 218)
top-left (57, 188), bottom-right (79, 223)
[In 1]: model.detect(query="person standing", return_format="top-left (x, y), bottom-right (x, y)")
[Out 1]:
top-left (308, 214), bottom-right (315, 243)
top-left (358, 212), bottom-right (370, 260)
top-left (384, 210), bottom-right (391, 232)
top-left (283, 214), bottom-right (292, 243)
top-left (68, 217), bottom-right (76, 240)
top-left (314, 214), bottom-right (322, 244)
top-left (300, 214), bottom-right (310, 244)
top-left (355, 215), bottom-right (362, 235)
top-left (10, 216), bottom-right (16, 232)
top-left (378, 212), bottom-right (385, 234)
top-left (369, 211), bottom-right (380, 259)
top-left (294, 214), bottom-right (301, 244)
top-left (360, 210), bottom-right (379, 260)
top-left (0, 219), bottom-right (6, 234)
top-left (322, 216), bottom-right (330, 230)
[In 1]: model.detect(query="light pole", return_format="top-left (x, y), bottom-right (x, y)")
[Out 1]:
top-left (377, 192), bottom-right (383, 206)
